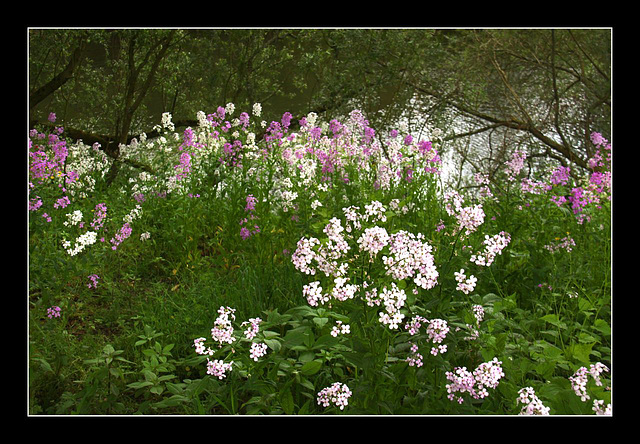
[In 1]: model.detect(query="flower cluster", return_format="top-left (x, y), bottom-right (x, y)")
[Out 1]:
top-left (544, 236), bottom-right (576, 253)
top-left (470, 231), bottom-right (511, 267)
top-left (377, 283), bottom-right (408, 329)
top-left (382, 230), bottom-right (438, 290)
top-left (425, 318), bottom-right (449, 355)
top-left (110, 223), bottom-right (132, 251)
top-left (317, 382), bottom-right (352, 410)
top-left (87, 274), bottom-right (100, 289)
top-left (63, 210), bottom-right (83, 227)
top-left (406, 343), bottom-right (423, 367)
top-left (516, 387), bottom-right (550, 415)
top-left (404, 315), bottom-right (450, 356)
top-left (193, 337), bottom-right (213, 356)
top-left (330, 320), bottom-right (351, 337)
top-left (357, 226), bottom-right (390, 258)
top-left (443, 191), bottom-right (485, 236)
top-left (206, 358), bottom-right (234, 379)
top-left (454, 269), bottom-right (477, 294)
top-left (47, 306), bottom-right (61, 319)
top-left (241, 317), bottom-right (262, 340)
top-left (569, 362), bottom-right (609, 402)
top-left (445, 358), bottom-right (504, 404)
top-left (90, 203), bottom-right (108, 231)
top-left (249, 342), bottom-right (268, 361)
top-left (210, 306), bottom-right (237, 347)
top-left (62, 230), bottom-right (98, 256)
top-left (504, 150), bottom-right (527, 181)
top-left (302, 281), bottom-right (329, 307)
top-left (592, 399), bottom-right (612, 415)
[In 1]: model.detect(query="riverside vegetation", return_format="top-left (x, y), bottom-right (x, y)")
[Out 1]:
top-left (28, 104), bottom-right (611, 415)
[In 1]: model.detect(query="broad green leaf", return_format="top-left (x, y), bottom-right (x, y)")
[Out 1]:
top-left (280, 388), bottom-right (295, 415)
top-left (300, 360), bottom-right (322, 376)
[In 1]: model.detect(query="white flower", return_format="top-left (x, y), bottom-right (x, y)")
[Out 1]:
top-left (311, 199), bottom-right (323, 211)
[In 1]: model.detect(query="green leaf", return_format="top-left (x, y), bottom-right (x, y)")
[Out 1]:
top-left (264, 338), bottom-right (282, 353)
top-left (283, 328), bottom-right (310, 348)
top-left (312, 317), bottom-right (329, 328)
top-left (312, 334), bottom-right (339, 350)
top-left (280, 388), bottom-right (295, 415)
top-left (300, 360), bottom-right (322, 376)
top-left (568, 342), bottom-right (595, 365)
top-left (127, 381), bottom-right (154, 389)
top-left (593, 319), bottom-right (611, 337)
top-left (540, 314), bottom-right (567, 329)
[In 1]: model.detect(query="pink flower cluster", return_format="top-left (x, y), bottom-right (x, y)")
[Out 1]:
top-left (90, 203), bottom-right (108, 231)
top-left (317, 382), bottom-right (352, 410)
top-left (292, 237), bottom-right (321, 275)
top-left (569, 362), bottom-right (609, 402)
top-left (357, 226), bottom-right (390, 258)
top-left (47, 306), bottom-right (61, 319)
top-left (249, 342), bottom-right (268, 361)
top-left (110, 223), bottom-right (132, 250)
top-left (302, 281), bottom-right (328, 307)
top-left (240, 194), bottom-right (260, 240)
top-left (406, 343), bottom-right (423, 367)
top-left (206, 358), bottom-right (234, 379)
top-left (470, 231), bottom-right (511, 267)
top-left (504, 150), bottom-right (527, 181)
top-left (444, 191), bottom-right (485, 236)
top-left (241, 317), bottom-right (262, 340)
top-left (87, 274), bottom-right (100, 289)
top-left (445, 358), bottom-right (505, 404)
top-left (404, 315), bottom-right (450, 356)
top-left (544, 236), bottom-right (576, 253)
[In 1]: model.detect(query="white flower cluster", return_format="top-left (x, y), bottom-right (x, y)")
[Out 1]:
top-left (63, 210), bottom-right (83, 227)
top-left (330, 320), bottom-right (350, 337)
top-left (357, 226), bottom-right (390, 258)
top-left (377, 283), bottom-right (407, 330)
top-left (210, 306), bottom-right (237, 347)
top-left (470, 231), bottom-right (511, 267)
top-left (161, 112), bottom-right (175, 132)
top-left (64, 141), bottom-right (111, 198)
top-left (123, 204), bottom-right (143, 224)
top-left (62, 230), bottom-right (97, 256)
top-left (454, 268), bottom-right (477, 294)
top-left (517, 387), bottom-right (551, 415)
top-left (382, 230), bottom-right (438, 290)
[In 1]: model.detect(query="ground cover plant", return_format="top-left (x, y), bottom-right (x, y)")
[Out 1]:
top-left (28, 104), bottom-right (611, 415)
